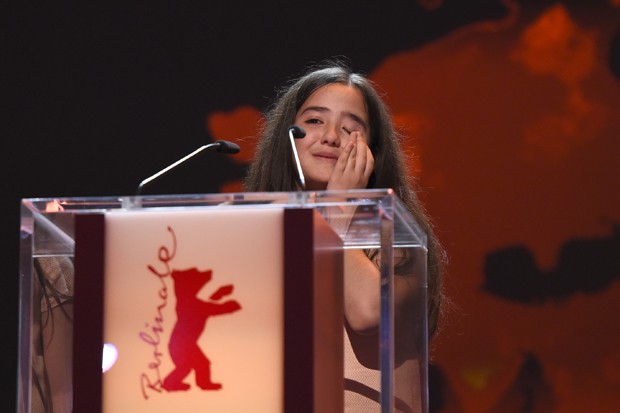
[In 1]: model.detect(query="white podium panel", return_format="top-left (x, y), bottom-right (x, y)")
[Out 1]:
top-left (103, 208), bottom-right (284, 412)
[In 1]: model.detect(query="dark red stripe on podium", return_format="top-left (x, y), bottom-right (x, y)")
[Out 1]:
top-left (284, 208), bottom-right (314, 413)
top-left (73, 213), bottom-right (105, 413)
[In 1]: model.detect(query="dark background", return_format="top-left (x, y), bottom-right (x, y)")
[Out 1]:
top-left (4, 1), bottom-right (620, 412)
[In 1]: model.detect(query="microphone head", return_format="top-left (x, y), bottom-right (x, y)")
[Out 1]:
top-left (215, 140), bottom-right (241, 154)
top-left (288, 125), bottom-right (306, 139)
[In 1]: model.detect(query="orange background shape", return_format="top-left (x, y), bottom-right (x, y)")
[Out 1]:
top-left (207, 3), bottom-right (620, 412)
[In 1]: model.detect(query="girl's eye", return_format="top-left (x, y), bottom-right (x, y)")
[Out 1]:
top-left (343, 126), bottom-right (360, 135)
top-left (305, 118), bottom-right (322, 124)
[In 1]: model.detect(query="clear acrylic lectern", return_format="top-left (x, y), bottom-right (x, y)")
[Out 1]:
top-left (18, 189), bottom-right (429, 413)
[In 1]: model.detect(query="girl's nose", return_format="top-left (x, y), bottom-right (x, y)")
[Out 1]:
top-left (321, 124), bottom-right (340, 147)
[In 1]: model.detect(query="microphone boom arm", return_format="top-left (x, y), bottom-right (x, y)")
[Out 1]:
top-left (288, 126), bottom-right (306, 189)
top-left (136, 140), bottom-right (239, 195)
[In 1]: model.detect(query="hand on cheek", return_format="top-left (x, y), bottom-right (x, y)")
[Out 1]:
top-left (327, 132), bottom-right (375, 190)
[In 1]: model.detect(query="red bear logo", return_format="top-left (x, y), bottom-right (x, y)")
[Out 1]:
top-left (162, 268), bottom-right (241, 391)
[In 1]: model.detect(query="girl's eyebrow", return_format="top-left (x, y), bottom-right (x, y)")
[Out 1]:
top-left (299, 105), bottom-right (329, 115)
top-left (300, 106), bottom-right (367, 130)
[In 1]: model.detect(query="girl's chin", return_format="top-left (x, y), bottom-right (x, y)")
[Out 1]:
top-left (303, 179), bottom-right (329, 191)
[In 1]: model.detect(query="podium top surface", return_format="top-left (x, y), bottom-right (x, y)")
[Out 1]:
top-left (21, 189), bottom-right (427, 253)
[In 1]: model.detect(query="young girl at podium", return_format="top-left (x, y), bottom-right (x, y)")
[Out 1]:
top-left (245, 61), bottom-right (446, 412)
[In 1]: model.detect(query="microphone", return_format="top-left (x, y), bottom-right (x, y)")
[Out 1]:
top-left (136, 139), bottom-right (240, 195)
top-left (213, 140), bottom-right (241, 154)
top-left (288, 125), bottom-right (306, 189)
top-left (289, 125), bottom-right (306, 139)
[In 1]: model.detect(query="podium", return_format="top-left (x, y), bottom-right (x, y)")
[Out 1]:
top-left (18, 189), bottom-right (429, 413)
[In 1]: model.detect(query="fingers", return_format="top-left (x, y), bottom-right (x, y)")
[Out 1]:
top-left (350, 132), bottom-right (373, 177)
top-left (363, 144), bottom-right (374, 182)
top-left (328, 132), bottom-right (375, 190)
top-left (342, 132), bottom-right (364, 171)
top-left (353, 132), bottom-right (367, 174)
top-left (334, 138), bottom-right (355, 175)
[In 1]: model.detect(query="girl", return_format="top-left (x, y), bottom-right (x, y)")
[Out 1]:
top-left (245, 61), bottom-right (446, 412)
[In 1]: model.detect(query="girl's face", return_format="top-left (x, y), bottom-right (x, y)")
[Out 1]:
top-left (293, 83), bottom-right (369, 190)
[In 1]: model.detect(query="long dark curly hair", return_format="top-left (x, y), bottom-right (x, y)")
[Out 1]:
top-left (245, 60), bottom-right (447, 338)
